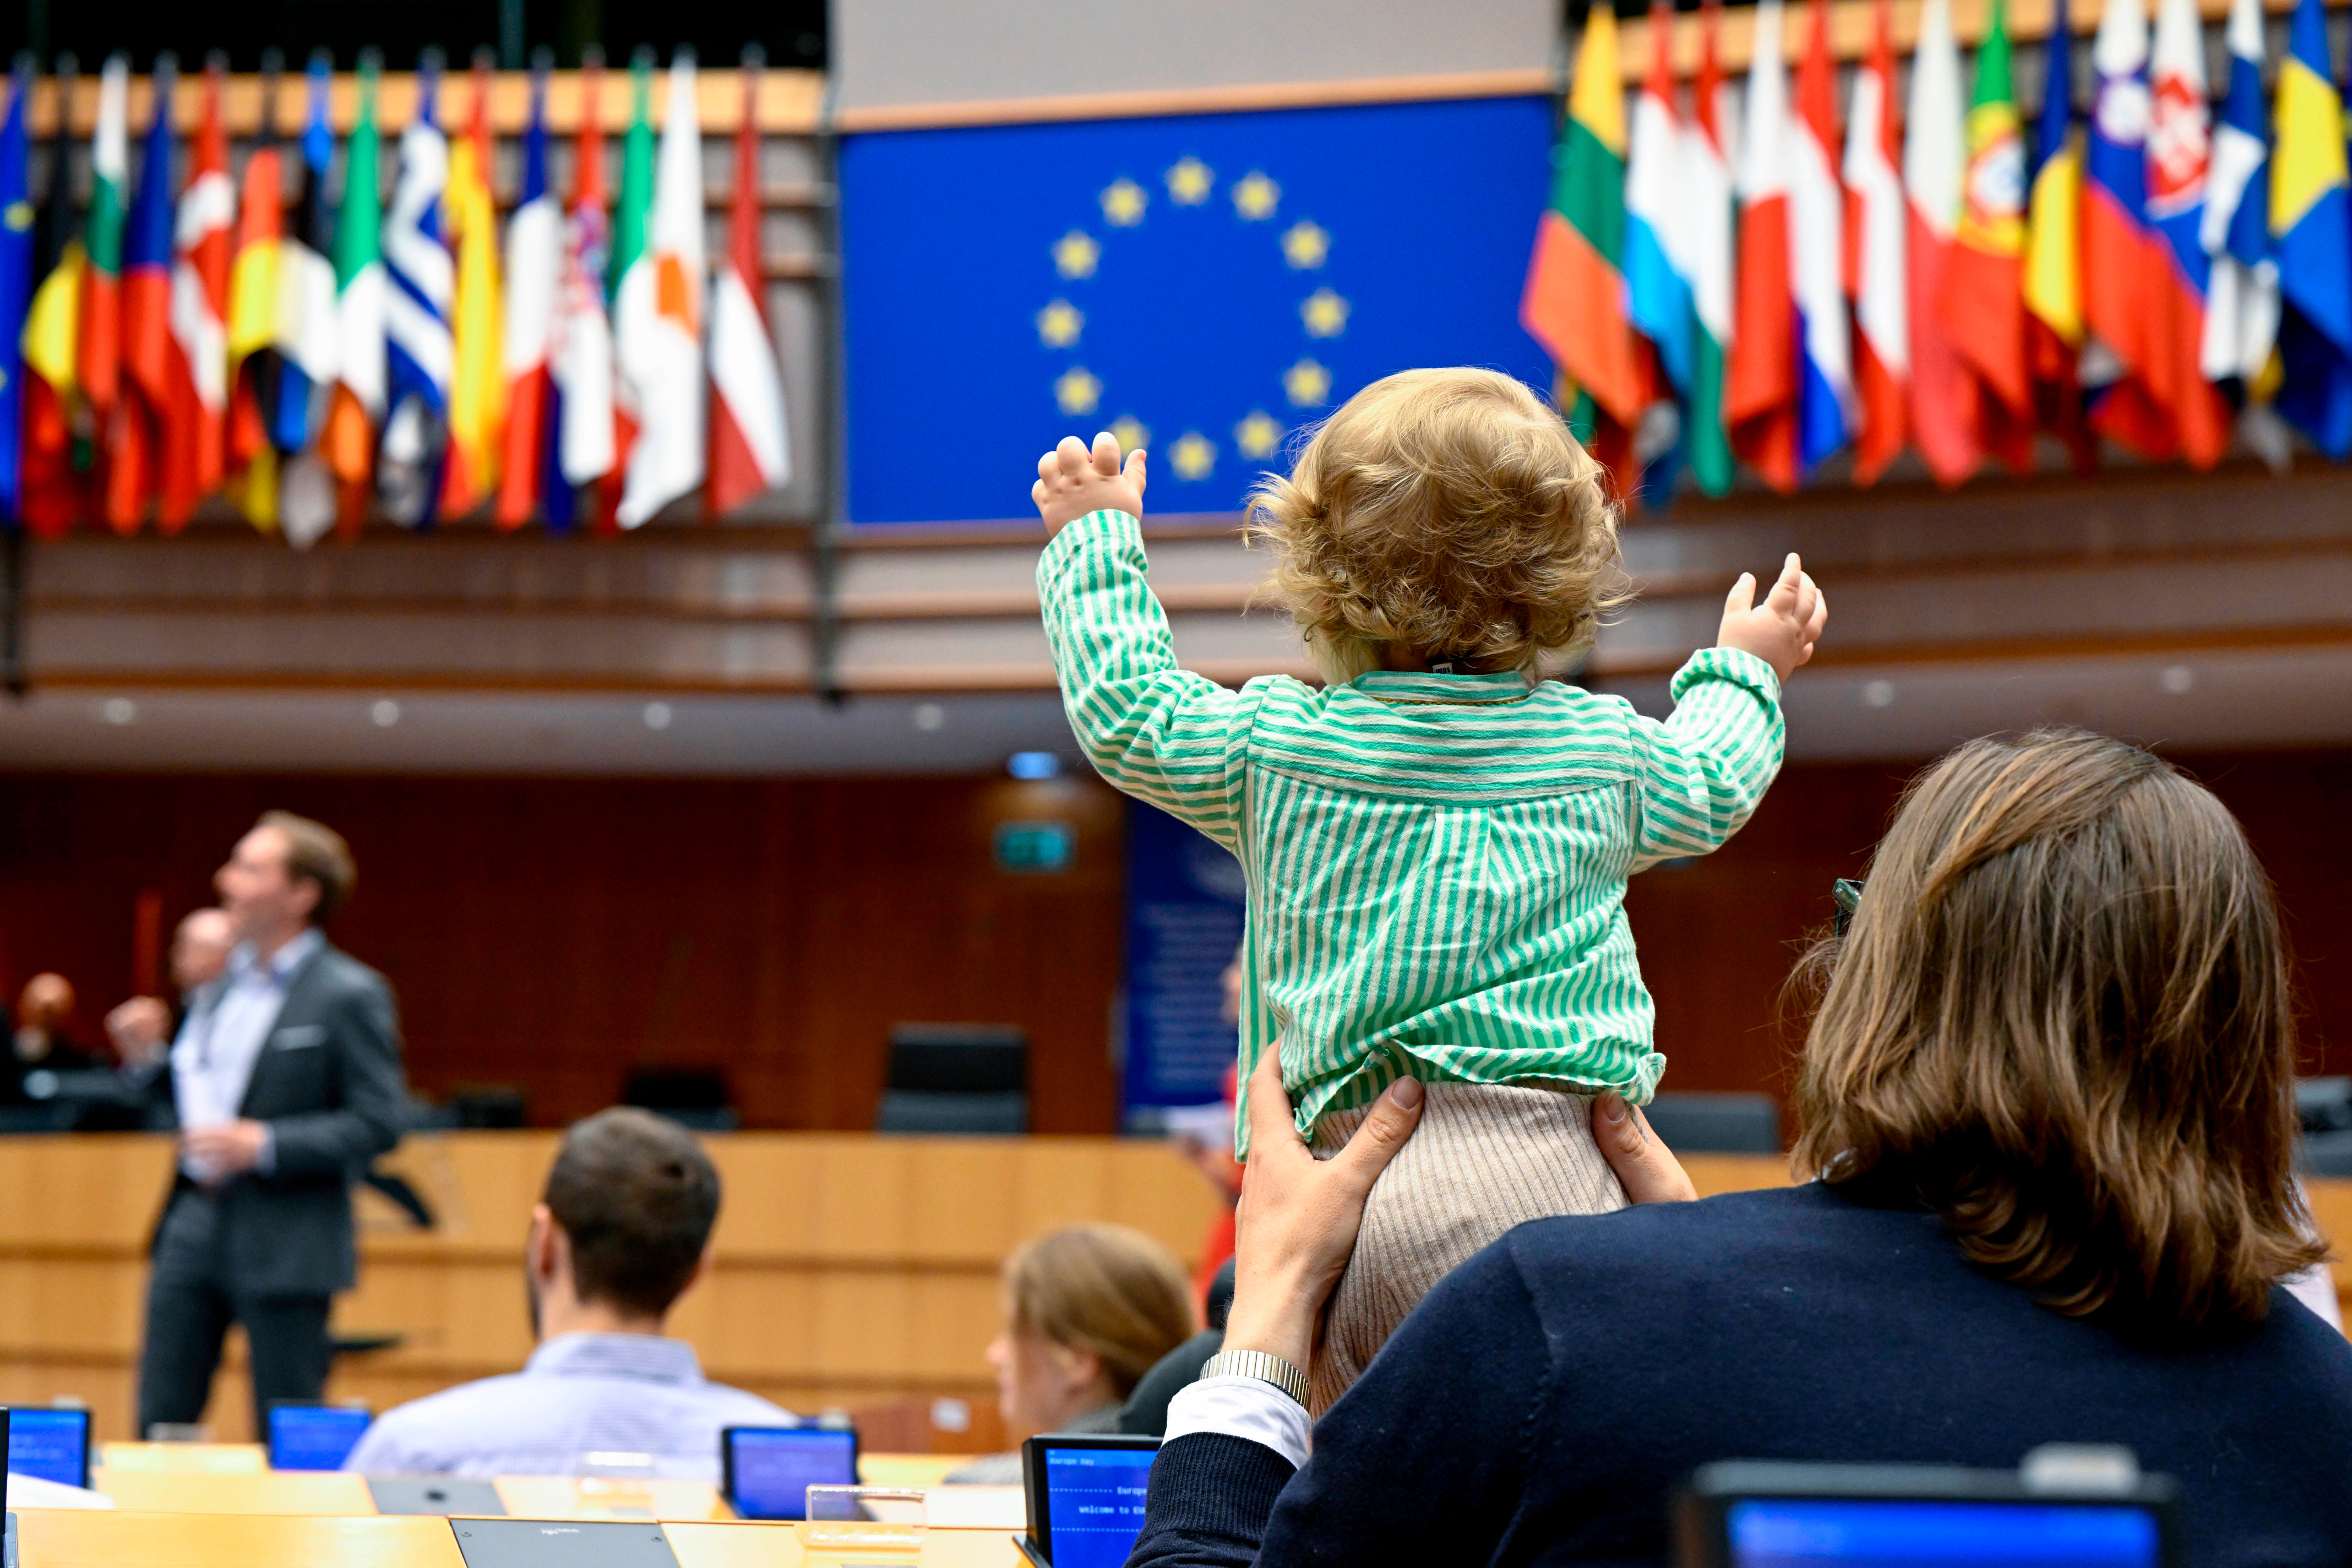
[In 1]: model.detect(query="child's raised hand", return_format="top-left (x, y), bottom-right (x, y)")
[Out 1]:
top-left (1033, 431), bottom-right (1147, 535)
top-left (1717, 553), bottom-right (1827, 679)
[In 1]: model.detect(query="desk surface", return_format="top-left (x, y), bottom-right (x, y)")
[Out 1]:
top-left (14, 1510), bottom-right (1023, 1568)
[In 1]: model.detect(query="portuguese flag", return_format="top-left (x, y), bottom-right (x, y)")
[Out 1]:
top-left (1521, 6), bottom-right (1649, 429)
top-left (1939, 0), bottom-right (2035, 469)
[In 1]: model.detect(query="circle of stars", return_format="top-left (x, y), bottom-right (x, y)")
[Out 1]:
top-left (1100, 178), bottom-right (1148, 227)
top-left (1170, 431), bottom-right (1217, 481)
top-left (1283, 360), bottom-right (1331, 408)
top-left (1232, 171), bottom-right (1280, 221)
top-left (1165, 157), bottom-right (1214, 205)
top-left (1053, 230), bottom-right (1100, 280)
top-left (1055, 367), bottom-right (1102, 417)
top-left (1037, 299), bottom-right (1084, 349)
top-left (1281, 220), bottom-right (1330, 270)
top-left (1234, 411), bottom-right (1286, 460)
top-left (1300, 288), bottom-right (1349, 339)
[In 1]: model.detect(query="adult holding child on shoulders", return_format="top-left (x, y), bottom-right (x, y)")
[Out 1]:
top-left (1133, 729), bottom-right (2352, 1566)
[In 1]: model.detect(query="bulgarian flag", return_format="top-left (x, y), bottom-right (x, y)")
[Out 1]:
top-left (1673, 0), bottom-right (1736, 496)
top-left (496, 57), bottom-right (560, 529)
top-left (77, 53), bottom-right (127, 425)
top-left (549, 50), bottom-right (617, 533)
top-left (614, 48), bottom-right (707, 528)
top-left (1842, 0), bottom-right (1908, 483)
top-left (1726, 0), bottom-right (1799, 491)
top-left (1941, 0), bottom-right (2034, 472)
top-left (1520, 4), bottom-right (1649, 439)
top-left (160, 56), bottom-right (232, 532)
top-left (439, 54), bottom-right (505, 519)
top-left (1901, 0), bottom-right (1980, 485)
top-left (603, 51), bottom-right (656, 532)
top-left (110, 51), bottom-right (177, 534)
top-left (706, 46), bottom-right (793, 518)
top-left (326, 53), bottom-right (387, 536)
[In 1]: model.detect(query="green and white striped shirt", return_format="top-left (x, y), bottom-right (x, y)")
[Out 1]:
top-left (1041, 510), bottom-right (1785, 1152)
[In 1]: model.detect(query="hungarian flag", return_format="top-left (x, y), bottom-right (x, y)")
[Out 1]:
top-left (548, 50), bottom-right (617, 533)
top-left (1726, 0), bottom-right (1799, 491)
top-left (615, 50), bottom-right (707, 527)
top-left (110, 52), bottom-right (178, 534)
top-left (497, 59), bottom-right (560, 530)
top-left (2201, 0), bottom-right (2279, 395)
top-left (225, 65), bottom-right (286, 527)
top-left (278, 52), bottom-right (345, 547)
top-left (1902, 0), bottom-right (1980, 484)
top-left (2023, 0), bottom-right (2093, 470)
top-left (381, 53), bottom-right (452, 527)
top-left (1520, 6), bottom-right (1647, 433)
top-left (707, 47), bottom-right (793, 518)
top-left (0, 62), bottom-right (32, 525)
top-left (21, 55), bottom-right (86, 537)
top-left (1789, 0), bottom-right (1850, 472)
top-left (1842, 0), bottom-right (1907, 483)
top-left (326, 53), bottom-right (386, 535)
top-left (160, 56), bottom-right (232, 532)
top-left (1941, 0), bottom-right (2034, 472)
top-left (602, 52), bottom-right (657, 532)
top-left (440, 55), bottom-right (505, 519)
top-left (77, 54), bottom-right (127, 426)
top-left (2141, 0), bottom-right (2230, 468)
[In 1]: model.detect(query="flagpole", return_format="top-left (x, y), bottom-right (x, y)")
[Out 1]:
top-left (2, 524), bottom-right (24, 698)
top-left (813, 56), bottom-right (846, 708)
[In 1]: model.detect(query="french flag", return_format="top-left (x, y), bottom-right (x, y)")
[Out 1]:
top-left (1789, 0), bottom-right (1852, 472)
top-left (1843, 0), bottom-right (1908, 483)
top-left (497, 62), bottom-right (560, 529)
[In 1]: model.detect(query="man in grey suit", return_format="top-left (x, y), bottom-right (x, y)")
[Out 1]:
top-left (137, 810), bottom-right (410, 1438)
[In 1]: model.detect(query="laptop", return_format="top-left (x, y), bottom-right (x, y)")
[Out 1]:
top-left (368, 1476), bottom-right (509, 1516)
top-left (265, 1403), bottom-right (372, 1472)
top-left (1676, 1458), bottom-right (2180, 1568)
top-left (1014, 1431), bottom-right (1160, 1568)
top-left (3, 1407), bottom-right (91, 1490)
top-left (448, 1518), bottom-right (680, 1568)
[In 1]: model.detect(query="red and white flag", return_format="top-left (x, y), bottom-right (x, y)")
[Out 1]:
top-left (1902, 0), bottom-right (1981, 484)
top-left (1844, 0), bottom-right (1908, 481)
top-left (162, 59), bottom-right (232, 529)
top-left (707, 51), bottom-right (792, 517)
top-left (496, 65), bottom-right (560, 529)
top-left (1725, 0), bottom-right (1799, 491)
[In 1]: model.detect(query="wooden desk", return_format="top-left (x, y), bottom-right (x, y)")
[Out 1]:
top-left (96, 1444), bottom-right (267, 1475)
top-left (92, 1468), bottom-right (375, 1516)
top-left (14, 1510), bottom-right (1023, 1568)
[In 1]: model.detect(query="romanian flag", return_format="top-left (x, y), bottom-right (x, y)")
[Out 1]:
top-left (327, 54), bottom-right (386, 535)
top-left (110, 52), bottom-right (177, 534)
top-left (1843, 0), bottom-right (1907, 483)
top-left (77, 55), bottom-right (126, 425)
top-left (497, 58), bottom-right (559, 529)
top-left (1726, 0), bottom-right (1798, 491)
top-left (1520, 6), bottom-right (1648, 432)
top-left (707, 47), bottom-right (793, 517)
top-left (161, 57), bottom-right (232, 531)
top-left (1941, 0), bottom-right (2033, 472)
top-left (1903, 0), bottom-right (1979, 484)
top-left (2022, 0), bottom-right (2092, 469)
top-left (1789, 0), bottom-right (1850, 472)
top-left (21, 55), bottom-right (86, 538)
top-left (2269, 0), bottom-right (2352, 456)
top-left (2141, 0), bottom-right (2230, 468)
top-left (0, 62), bottom-right (32, 524)
top-left (440, 55), bottom-right (505, 518)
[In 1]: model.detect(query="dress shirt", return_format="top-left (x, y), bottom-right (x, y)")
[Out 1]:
top-left (171, 928), bottom-right (322, 1182)
top-left (341, 1332), bottom-right (794, 1480)
top-left (1161, 1376), bottom-right (1307, 1469)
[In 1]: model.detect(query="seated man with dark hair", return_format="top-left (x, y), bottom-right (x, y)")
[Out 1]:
top-left (345, 1107), bottom-right (793, 1478)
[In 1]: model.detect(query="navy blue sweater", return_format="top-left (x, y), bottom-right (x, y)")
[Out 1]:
top-left (1131, 1183), bottom-right (2352, 1567)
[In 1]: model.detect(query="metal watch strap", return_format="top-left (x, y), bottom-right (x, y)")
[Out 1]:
top-left (1199, 1347), bottom-right (1310, 1408)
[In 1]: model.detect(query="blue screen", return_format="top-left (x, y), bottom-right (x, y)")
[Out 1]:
top-left (727, 1428), bottom-right (858, 1521)
top-left (1729, 1499), bottom-right (2163, 1567)
top-left (1043, 1444), bottom-right (1156, 1568)
top-left (6, 1408), bottom-right (90, 1487)
top-left (268, 1406), bottom-right (372, 1472)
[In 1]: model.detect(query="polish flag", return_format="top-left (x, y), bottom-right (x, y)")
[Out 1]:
top-left (1843, 0), bottom-right (1908, 482)
top-left (162, 58), bottom-right (232, 530)
top-left (1902, 0), bottom-right (1980, 484)
top-left (496, 63), bottom-right (560, 529)
top-left (1789, 0), bottom-right (1852, 472)
top-left (1725, 0), bottom-right (1799, 491)
top-left (707, 49), bottom-right (792, 518)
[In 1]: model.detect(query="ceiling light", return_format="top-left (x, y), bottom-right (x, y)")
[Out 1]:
top-left (1862, 680), bottom-right (1895, 708)
top-left (99, 698), bottom-right (136, 726)
top-left (643, 701), bottom-right (674, 731)
top-left (371, 700), bottom-right (401, 728)
top-left (912, 703), bottom-right (946, 732)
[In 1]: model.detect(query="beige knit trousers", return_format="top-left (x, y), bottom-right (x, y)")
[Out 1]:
top-left (1305, 1081), bottom-right (1627, 1414)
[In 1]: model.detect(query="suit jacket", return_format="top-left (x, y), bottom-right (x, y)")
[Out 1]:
top-left (154, 939), bottom-right (410, 1297)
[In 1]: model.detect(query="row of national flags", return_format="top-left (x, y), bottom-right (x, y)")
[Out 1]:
top-left (0, 46), bottom-right (792, 544)
top-left (1523, 0), bottom-right (2352, 500)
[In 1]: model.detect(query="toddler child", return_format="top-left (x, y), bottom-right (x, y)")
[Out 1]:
top-left (1031, 368), bottom-right (1825, 1411)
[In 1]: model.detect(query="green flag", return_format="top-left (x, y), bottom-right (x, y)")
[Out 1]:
top-left (608, 51), bottom-right (654, 305)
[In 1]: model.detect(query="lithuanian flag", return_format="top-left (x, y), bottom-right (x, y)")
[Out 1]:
top-left (1521, 6), bottom-right (1648, 429)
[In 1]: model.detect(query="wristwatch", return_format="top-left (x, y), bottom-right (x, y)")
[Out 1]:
top-left (1199, 1347), bottom-right (1310, 1408)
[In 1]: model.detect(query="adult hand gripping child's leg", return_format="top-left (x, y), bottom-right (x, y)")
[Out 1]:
top-left (1716, 552), bottom-right (1827, 679)
top-left (1033, 431), bottom-right (1148, 535)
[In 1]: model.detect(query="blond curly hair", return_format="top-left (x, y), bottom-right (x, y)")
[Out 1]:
top-left (1247, 368), bottom-right (1627, 684)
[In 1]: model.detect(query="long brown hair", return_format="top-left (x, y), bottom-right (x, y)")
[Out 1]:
top-left (1003, 1224), bottom-right (1196, 1398)
top-left (1793, 730), bottom-right (2324, 1328)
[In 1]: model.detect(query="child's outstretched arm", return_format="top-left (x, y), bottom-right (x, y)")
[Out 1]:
top-left (1629, 554), bottom-right (1827, 868)
top-left (1034, 433), bottom-right (1256, 852)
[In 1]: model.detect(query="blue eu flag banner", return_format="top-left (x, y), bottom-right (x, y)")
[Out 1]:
top-left (841, 96), bottom-right (1557, 524)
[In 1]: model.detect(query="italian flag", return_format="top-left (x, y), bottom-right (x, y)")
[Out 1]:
top-left (602, 53), bottom-right (656, 531)
top-left (1939, 0), bottom-right (2035, 471)
top-left (1520, 6), bottom-right (1649, 431)
top-left (614, 49), bottom-right (707, 528)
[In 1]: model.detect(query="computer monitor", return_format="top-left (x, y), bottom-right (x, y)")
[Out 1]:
top-left (721, 1425), bottom-right (860, 1522)
top-left (1019, 1433), bottom-right (1159, 1568)
top-left (1677, 1460), bottom-right (2179, 1568)
top-left (266, 1403), bottom-right (373, 1472)
top-left (4, 1407), bottom-right (91, 1489)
